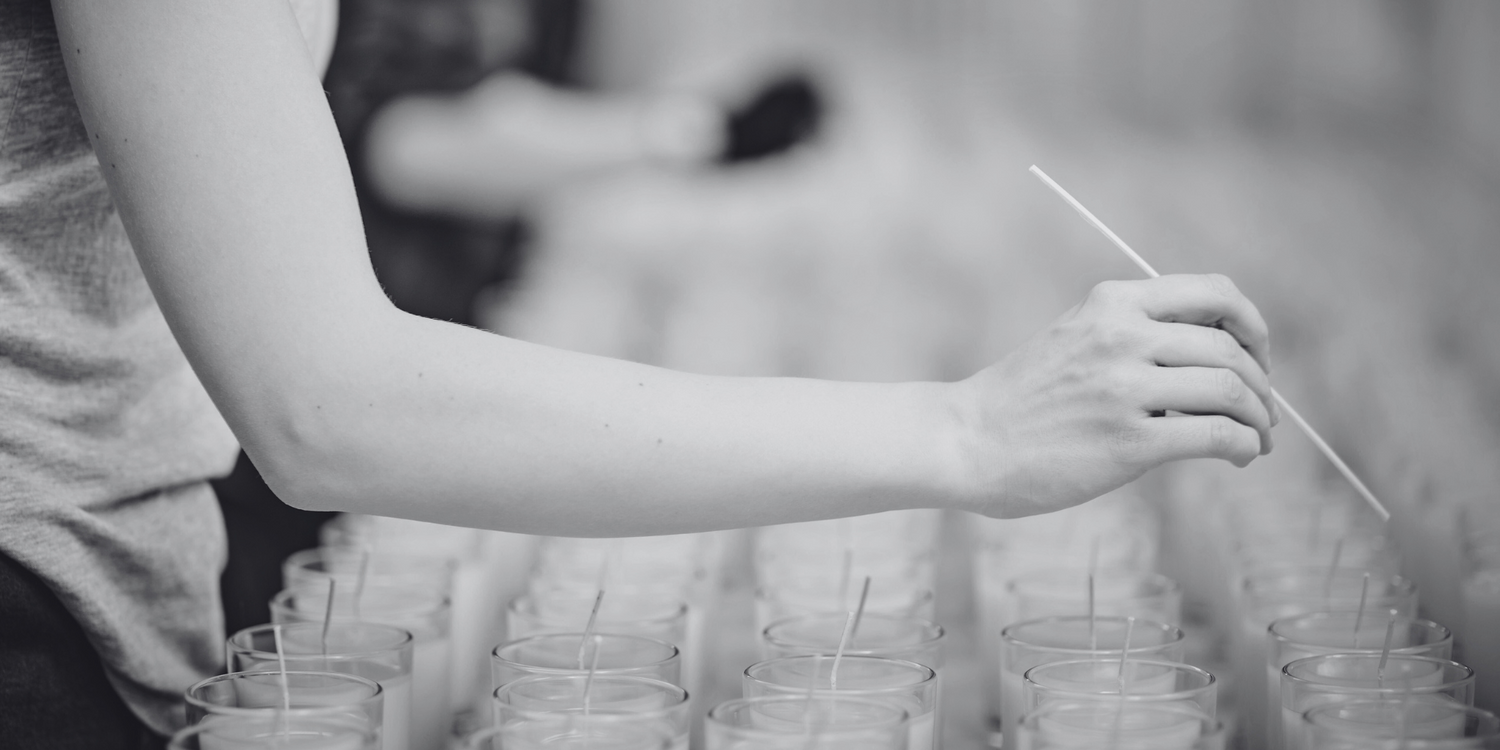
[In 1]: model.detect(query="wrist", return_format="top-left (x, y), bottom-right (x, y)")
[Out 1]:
top-left (917, 379), bottom-right (993, 516)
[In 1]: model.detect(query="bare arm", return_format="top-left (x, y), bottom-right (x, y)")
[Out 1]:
top-left (52, 0), bottom-right (1275, 536)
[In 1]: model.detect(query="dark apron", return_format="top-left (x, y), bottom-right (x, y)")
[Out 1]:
top-left (0, 552), bottom-right (164, 750)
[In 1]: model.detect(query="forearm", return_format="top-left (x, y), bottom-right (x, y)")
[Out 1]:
top-left (258, 310), bottom-right (968, 535)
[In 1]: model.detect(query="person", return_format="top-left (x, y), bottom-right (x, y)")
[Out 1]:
top-left (1, 1), bottom-right (1279, 746)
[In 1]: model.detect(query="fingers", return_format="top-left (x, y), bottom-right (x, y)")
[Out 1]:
top-left (1138, 366), bottom-right (1274, 454)
top-left (1150, 323), bottom-right (1279, 426)
top-left (1119, 274), bottom-right (1272, 373)
top-left (1141, 415), bottom-right (1264, 467)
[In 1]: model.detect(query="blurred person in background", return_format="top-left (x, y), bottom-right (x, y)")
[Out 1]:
top-left (2, 1), bottom-right (1283, 747)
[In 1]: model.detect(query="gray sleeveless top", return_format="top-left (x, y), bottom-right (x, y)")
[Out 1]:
top-left (0, 0), bottom-right (241, 734)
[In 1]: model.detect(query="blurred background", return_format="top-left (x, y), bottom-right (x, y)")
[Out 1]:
top-left (495, 0), bottom-right (1500, 502)
top-left (217, 1), bottom-right (1500, 744)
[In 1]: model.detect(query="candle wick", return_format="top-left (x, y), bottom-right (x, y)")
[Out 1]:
top-left (321, 578), bottom-right (336, 662)
top-left (581, 634), bottom-right (601, 718)
top-left (829, 611), bottom-right (856, 692)
top-left (1377, 618), bottom-right (1397, 687)
top-left (577, 589), bottom-right (606, 670)
top-left (273, 624), bottom-right (292, 740)
top-left (1117, 617), bottom-right (1135, 694)
top-left (847, 577), bottom-right (872, 647)
top-left (353, 546), bottom-right (371, 621)
top-left (1352, 573), bottom-right (1371, 649)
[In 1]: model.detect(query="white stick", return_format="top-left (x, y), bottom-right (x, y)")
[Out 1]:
top-left (1029, 165), bottom-right (1391, 523)
top-left (273, 624), bottom-right (292, 739)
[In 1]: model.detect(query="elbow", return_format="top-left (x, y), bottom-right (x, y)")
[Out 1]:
top-left (239, 399), bottom-right (364, 514)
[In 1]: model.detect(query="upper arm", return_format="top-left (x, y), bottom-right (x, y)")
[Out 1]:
top-left (51, 1), bottom-right (391, 456)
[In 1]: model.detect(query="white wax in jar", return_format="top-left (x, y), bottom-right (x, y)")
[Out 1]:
top-left (1028, 661), bottom-right (1181, 710)
top-left (1463, 571), bottom-right (1500, 713)
top-left (196, 723), bottom-right (372, 750)
top-left (447, 556), bottom-right (490, 712)
top-left (1030, 706), bottom-right (1204, 750)
top-left (906, 710), bottom-right (936, 750)
top-left (379, 674), bottom-right (412, 750)
top-left (1281, 668), bottom-right (1451, 750)
top-left (410, 637), bottom-right (452, 750)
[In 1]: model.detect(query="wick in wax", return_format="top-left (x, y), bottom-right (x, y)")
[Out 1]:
top-left (273, 624), bottom-right (292, 738)
top-left (1377, 618), bottom-right (1397, 687)
top-left (1352, 573), bottom-right (1371, 649)
top-left (1028, 164), bottom-right (1392, 523)
top-left (1109, 617), bottom-right (1137, 749)
top-left (320, 578), bottom-right (336, 660)
top-left (581, 634), bottom-right (602, 718)
top-left (1116, 616), bottom-right (1135, 693)
top-left (352, 547), bottom-right (371, 621)
top-left (576, 589), bottom-right (606, 670)
top-left (829, 611), bottom-right (856, 692)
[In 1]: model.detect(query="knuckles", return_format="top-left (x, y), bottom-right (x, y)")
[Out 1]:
top-left (1213, 328), bottom-right (1241, 363)
top-left (1204, 273), bottom-right (1239, 299)
top-left (1080, 318), bottom-right (1139, 358)
top-left (1086, 279), bottom-right (1134, 308)
top-left (1207, 417), bottom-right (1236, 458)
top-left (1217, 369), bottom-right (1245, 405)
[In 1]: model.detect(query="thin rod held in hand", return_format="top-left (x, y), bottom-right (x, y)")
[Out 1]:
top-left (1028, 165), bottom-right (1391, 523)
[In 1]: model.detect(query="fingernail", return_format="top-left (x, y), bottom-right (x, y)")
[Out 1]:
top-left (1271, 400), bottom-right (1281, 425)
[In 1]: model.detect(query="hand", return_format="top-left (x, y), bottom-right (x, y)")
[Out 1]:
top-left (957, 274), bottom-right (1279, 518)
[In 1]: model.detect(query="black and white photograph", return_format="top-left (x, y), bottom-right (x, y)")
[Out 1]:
top-left (2, 1), bottom-right (1498, 748)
